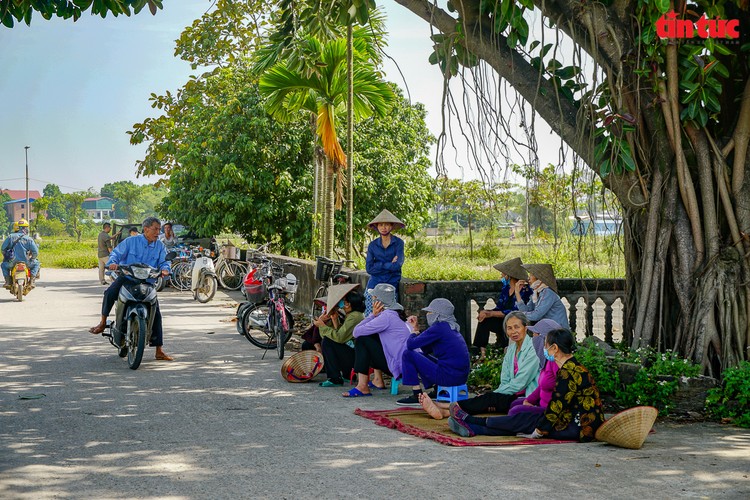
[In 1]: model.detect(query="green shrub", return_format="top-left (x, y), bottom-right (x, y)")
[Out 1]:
top-left (38, 239), bottom-right (98, 268)
top-left (467, 346), bottom-right (503, 389)
top-left (574, 342), bottom-right (620, 395)
top-left (405, 238), bottom-right (436, 258)
top-left (705, 361), bottom-right (750, 428)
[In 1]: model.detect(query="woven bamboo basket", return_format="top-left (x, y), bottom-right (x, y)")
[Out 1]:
top-left (595, 406), bottom-right (658, 449)
top-left (281, 351), bottom-right (325, 383)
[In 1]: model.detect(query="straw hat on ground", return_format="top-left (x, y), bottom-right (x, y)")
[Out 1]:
top-left (322, 283), bottom-right (360, 312)
top-left (281, 351), bottom-right (325, 383)
top-left (522, 263), bottom-right (559, 294)
top-left (493, 257), bottom-right (528, 281)
top-left (595, 406), bottom-right (658, 449)
top-left (367, 209), bottom-right (405, 231)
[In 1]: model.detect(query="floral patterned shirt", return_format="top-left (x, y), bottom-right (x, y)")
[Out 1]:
top-left (537, 356), bottom-right (605, 442)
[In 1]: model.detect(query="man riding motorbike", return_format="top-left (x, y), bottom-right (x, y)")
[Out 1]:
top-left (2, 219), bottom-right (40, 289)
top-left (88, 216), bottom-right (174, 361)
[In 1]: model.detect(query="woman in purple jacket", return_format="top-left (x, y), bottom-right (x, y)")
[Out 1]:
top-left (343, 283), bottom-right (411, 398)
top-left (396, 298), bottom-right (471, 406)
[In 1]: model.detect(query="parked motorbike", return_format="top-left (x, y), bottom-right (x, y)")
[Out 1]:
top-left (191, 247), bottom-right (217, 303)
top-left (101, 260), bottom-right (170, 370)
top-left (8, 261), bottom-right (32, 301)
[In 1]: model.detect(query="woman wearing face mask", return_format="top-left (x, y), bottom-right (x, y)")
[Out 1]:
top-left (395, 298), bottom-right (471, 406)
top-left (364, 209), bottom-right (405, 316)
top-left (312, 284), bottom-right (366, 387)
top-left (447, 328), bottom-right (605, 442)
top-left (515, 263), bottom-right (570, 329)
top-left (473, 257), bottom-right (532, 360)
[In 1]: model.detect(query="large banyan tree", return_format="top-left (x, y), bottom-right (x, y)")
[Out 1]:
top-left (390, 0), bottom-right (749, 374)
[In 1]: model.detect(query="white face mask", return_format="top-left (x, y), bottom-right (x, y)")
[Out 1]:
top-left (426, 312), bottom-right (437, 326)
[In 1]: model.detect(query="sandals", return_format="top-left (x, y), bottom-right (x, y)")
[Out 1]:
top-left (320, 380), bottom-right (343, 387)
top-left (342, 387), bottom-right (372, 398)
top-left (368, 381), bottom-right (386, 390)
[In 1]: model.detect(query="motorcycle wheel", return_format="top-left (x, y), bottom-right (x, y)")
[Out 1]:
top-left (15, 283), bottom-right (23, 302)
top-left (155, 275), bottom-right (166, 292)
top-left (127, 316), bottom-right (147, 370)
top-left (194, 274), bottom-right (217, 303)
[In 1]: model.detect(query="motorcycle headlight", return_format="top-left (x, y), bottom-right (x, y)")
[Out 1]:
top-left (132, 267), bottom-right (150, 280)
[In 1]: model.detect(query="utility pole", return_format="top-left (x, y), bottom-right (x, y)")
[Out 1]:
top-left (24, 146), bottom-right (30, 220)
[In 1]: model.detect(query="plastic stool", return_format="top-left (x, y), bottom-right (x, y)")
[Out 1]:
top-left (390, 378), bottom-right (401, 395)
top-left (435, 384), bottom-right (469, 403)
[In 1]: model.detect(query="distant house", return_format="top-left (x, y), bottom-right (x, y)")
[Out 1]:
top-left (82, 197), bottom-right (117, 221)
top-left (570, 214), bottom-right (622, 236)
top-left (1, 189), bottom-right (43, 222)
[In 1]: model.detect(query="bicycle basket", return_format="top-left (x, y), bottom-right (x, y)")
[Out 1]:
top-left (285, 273), bottom-right (298, 294)
top-left (315, 256), bottom-right (343, 282)
top-left (243, 268), bottom-right (265, 303)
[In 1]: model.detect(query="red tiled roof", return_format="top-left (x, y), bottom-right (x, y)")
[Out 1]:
top-left (1, 189), bottom-right (43, 200)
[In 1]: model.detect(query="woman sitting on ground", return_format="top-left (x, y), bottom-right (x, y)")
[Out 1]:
top-left (515, 263), bottom-right (570, 329)
top-left (396, 298), bottom-right (471, 406)
top-left (420, 311), bottom-right (539, 418)
top-left (312, 284), bottom-right (365, 387)
top-left (472, 257), bottom-right (532, 360)
top-left (447, 328), bottom-right (605, 442)
top-left (343, 283), bottom-right (411, 398)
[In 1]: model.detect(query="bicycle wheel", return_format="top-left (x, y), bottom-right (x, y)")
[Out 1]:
top-left (274, 306), bottom-right (285, 359)
top-left (242, 303), bottom-right (276, 349)
top-left (170, 262), bottom-right (191, 291)
top-left (218, 261), bottom-right (246, 290)
top-left (311, 285), bottom-right (326, 319)
top-left (236, 301), bottom-right (253, 335)
top-left (194, 274), bottom-right (217, 303)
top-left (127, 315), bottom-right (147, 370)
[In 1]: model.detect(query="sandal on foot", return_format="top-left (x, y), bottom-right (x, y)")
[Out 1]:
top-left (342, 387), bottom-right (372, 398)
top-left (319, 380), bottom-right (343, 387)
top-left (368, 381), bottom-right (386, 390)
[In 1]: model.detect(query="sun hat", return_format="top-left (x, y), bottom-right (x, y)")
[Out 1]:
top-left (422, 298), bottom-right (460, 332)
top-left (281, 351), bottom-right (325, 383)
top-left (367, 209), bottom-right (405, 231)
top-left (528, 319), bottom-right (563, 368)
top-left (323, 283), bottom-right (360, 312)
top-left (493, 257), bottom-right (528, 281)
top-left (522, 263), bottom-right (559, 293)
top-left (367, 283), bottom-right (403, 311)
top-left (595, 406), bottom-right (658, 449)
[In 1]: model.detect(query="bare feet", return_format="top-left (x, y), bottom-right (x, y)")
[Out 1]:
top-left (419, 393), bottom-right (449, 419)
top-left (89, 323), bottom-right (106, 335)
top-left (155, 347), bottom-right (174, 361)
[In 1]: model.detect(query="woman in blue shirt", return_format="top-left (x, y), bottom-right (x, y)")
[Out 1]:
top-left (365, 209), bottom-right (405, 316)
top-left (515, 263), bottom-right (570, 329)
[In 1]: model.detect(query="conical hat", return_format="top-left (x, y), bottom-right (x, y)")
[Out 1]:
top-left (595, 406), bottom-right (658, 449)
top-left (324, 283), bottom-right (360, 312)
top-left (368, 209), bottom-right (405, 231)
top-left (493, 257), bottom-right (528, 281)
top-left (522, 263), bottom-right (558, 293)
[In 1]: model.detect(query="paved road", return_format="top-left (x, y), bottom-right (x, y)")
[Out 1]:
top-left (1, 269), bottom-right (749, 499)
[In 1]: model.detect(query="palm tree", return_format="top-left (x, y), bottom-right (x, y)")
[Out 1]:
top-left (258, 33), bottom-right (393, 257)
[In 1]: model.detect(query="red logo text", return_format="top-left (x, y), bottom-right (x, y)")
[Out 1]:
top-left (656, 11), bottom-right (740, 39)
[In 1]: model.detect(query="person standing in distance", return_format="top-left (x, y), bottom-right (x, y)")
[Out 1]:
top-left (97, 222), bottom-right (117, 285)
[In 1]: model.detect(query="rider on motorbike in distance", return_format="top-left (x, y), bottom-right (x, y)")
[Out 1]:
top-left (2, 219), bottom-right (40, 289)
top-left (88, 216), bottom-right (174, 361)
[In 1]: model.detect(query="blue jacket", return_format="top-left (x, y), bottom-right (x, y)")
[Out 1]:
top-left (107, 234), bottom-right (171, 274)
top-left (406, 321), bottom-right (470, 386)
top-left (494, 282), bottom-right (532, 313)
top-left (365, 235), bottom-right (404, 289)
top-left (516, 288), bottom-right (570, 329)
top-left (2, 231), bottom-right (38, 263)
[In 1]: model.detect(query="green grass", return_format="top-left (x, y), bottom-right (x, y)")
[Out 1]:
top-left (38, 238), bottom-right (98, 269)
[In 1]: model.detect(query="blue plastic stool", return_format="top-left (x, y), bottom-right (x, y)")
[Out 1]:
top-left (435, 384), bottom-right (469, 403)
top-left (390, 378), bottom-right (401, 395)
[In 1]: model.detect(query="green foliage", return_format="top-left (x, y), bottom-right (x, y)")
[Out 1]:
top-left (38, 239), bottom-right (97, 269)
top-left (467, 346), bottom-right (503, 389)
top-left (574, 342), bottom-right (620, 395)
top-left (112, 181), bottom-right (144, 223)
top-left (705, 362), bottom-right (750, 428)
top-left (405, 238), bottom-right (436, 258)
top-left (0, 191), bottom-right (10, 234)
top-left (1, 0), bottom-right (162, 28)
top-left (35, 218), bottom-right (66, 237)
top-left (42, 184), bottom-right (66, 221)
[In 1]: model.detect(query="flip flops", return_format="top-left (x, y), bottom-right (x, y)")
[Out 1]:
top-left (342, 387), bottom-right (372, 398)
top-left (320, 380), bottom-right (343, 387)
top-left (368, 381), bottom-right (386, 390)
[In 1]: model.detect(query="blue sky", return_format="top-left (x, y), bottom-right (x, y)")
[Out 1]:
top-left (0, 1), bottom-right (532, 195)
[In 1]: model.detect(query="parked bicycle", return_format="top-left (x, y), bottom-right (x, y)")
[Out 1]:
top-left (237, 244), bottom-right (300, 359)
top-left (215, 244), bottom-right (248, 291)
top-left (311, 256), bottom-right (353, 319)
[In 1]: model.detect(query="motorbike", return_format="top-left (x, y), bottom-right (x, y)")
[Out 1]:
top-left (101, 261), bottom-right (169, 370)
top-left (191, 247), bottom-right (217, 303)
top-left (8, 261), bottom-right (32, 301)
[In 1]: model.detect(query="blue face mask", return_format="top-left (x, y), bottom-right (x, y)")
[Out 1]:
top-left (338, 300), bottom-right (345, 309)
top-left (543, 347), bottom-right (555, 362)
top-left (500, 277), bottom-right (509, 287)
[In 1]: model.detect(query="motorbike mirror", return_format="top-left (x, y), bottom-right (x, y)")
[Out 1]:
top-left (166, 251), bottom-right (177, 260)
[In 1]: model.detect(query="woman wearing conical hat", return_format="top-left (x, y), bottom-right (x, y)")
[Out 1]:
top-left (472, 257), bottom-right (532, 360)
top-left (514, 264), bottom-right (570, 329)
top-left (364, 209), bottom-right (406, 316)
